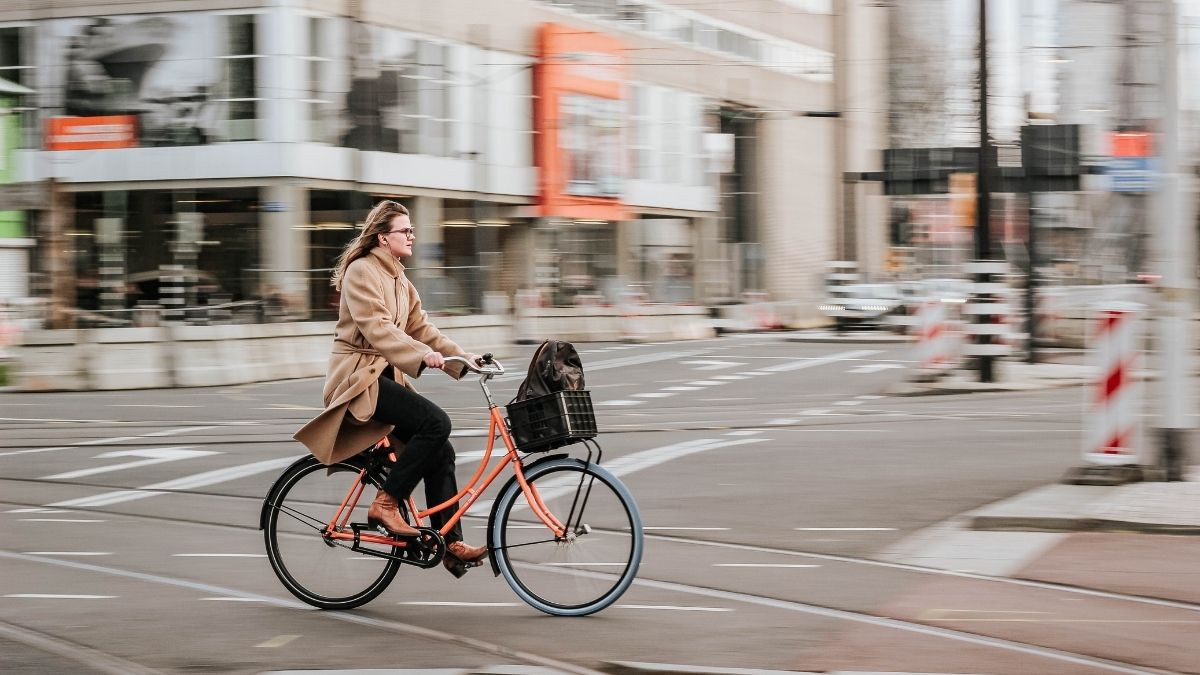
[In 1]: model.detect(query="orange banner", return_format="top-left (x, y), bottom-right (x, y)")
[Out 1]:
top-left (534, 23), bottom-right (627, 221)
top-left (45, 115), bottom-right (138, 150)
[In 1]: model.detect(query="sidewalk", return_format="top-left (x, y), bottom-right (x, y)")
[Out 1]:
top-left (886, 361), bottom-right (1100, 396)
top-left (966, 467), bottom-right (1200, 535)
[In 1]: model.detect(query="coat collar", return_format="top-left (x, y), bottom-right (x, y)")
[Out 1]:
top-left (367, 245), bottom-right (406, 278)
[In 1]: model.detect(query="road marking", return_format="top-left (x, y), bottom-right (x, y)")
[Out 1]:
top-left (920, 609), bottom-right (1200, 624)
top-left (713, 563), bottom-right (820, 568)
top-left (634, 392), bottom-right (676, 398)
top-left (0, 552), bottom-right (608, 675)
top-left (200, 597), bottom-right (266, 602)
top-left (19, 518), bottom-right (106, 523)
top-left (173, 553), bottom-right (267, 558)
top-left (450, 428), bottom-right (491, 437)
top-left (399, 601), bottom-right (520, 607)
top-left (24, 551), bottom-right (112, 556)
top-left (0, 424), bottom-right (224, 458)
top-left (143, 426), bottom-right (218, 437)
top-left (856, 395), bottom-right (885, 400)
top-left (588, 349), bottom-right (712, 371)
top-left (596, 399), bottom-right (643, 407)
top-left (255, 634), bottom-right (300, 648)
top-left (5, 508), bottom-right (68, 513)
top-left (109, 404), bottom-right (200, 408)
top-left (849, 362), bottom-right (906, 374)
top-left (686, 380), bottom-right (724, 386)
top-left (712, 375), bottom-right (750, 380)
top-left (760, 349), bottom-right (881, 373)
top-left (680, 359), bottom-right (744, 371)
top-left (644, 527), bottom-right (731, 531)
top-left (4, 594), bottom-right (116, 599)
top-left (794, 527), bottom-right (897, 532)
top-left (73, 436), bottom-right (140, 446)
top-left (724, 430), bottom-right (763, 436)
top-left (540, 562), bottom-right (629, 567)
top-left (663, 386), bottom-right (701, 392)
top-left (47, 455), bottom-right (302, 508)
top-left (768, 418), bottom-right (797, 425)
top-left (832, 400), bottom-right (862, 406)
top-left (616, 605), bottom-right (732, 612)
top-left (42, 447), bottom-right (216, 480)
top-left (469, 437), bottom-right (766, 516)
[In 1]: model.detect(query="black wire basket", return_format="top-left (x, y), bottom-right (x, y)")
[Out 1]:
top-left (506, 390), bottom-right (597, 453)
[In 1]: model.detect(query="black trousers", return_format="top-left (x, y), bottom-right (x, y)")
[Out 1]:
top-left (371, 373), bottom-right (464, 543)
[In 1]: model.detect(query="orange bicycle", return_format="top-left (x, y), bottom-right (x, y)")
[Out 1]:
top-left (260, 354), bottom-right (643, 616)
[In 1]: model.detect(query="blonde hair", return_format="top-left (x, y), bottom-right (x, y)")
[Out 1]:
top-left (330, 200), bottom-right (410, 291)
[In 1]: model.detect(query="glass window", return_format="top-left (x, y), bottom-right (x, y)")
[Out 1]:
top-left (0, 25), bottom-right (35, 147)
top-left (215, 14), bottom-right (263, 141)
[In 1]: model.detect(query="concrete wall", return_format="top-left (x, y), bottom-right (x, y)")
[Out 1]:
top-left (10, 306), bottom-right (723, 391)
top-left (12, 315), bottom-right (514, 392)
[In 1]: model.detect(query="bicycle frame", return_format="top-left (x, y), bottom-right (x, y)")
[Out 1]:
top-left (321, 367), bottom-right (568, 550)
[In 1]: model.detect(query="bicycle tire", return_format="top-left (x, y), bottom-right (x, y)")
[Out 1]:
top-left (491, 458), bottom-right (643, 616)
top-left (263, 455), bottom-right (401, 610)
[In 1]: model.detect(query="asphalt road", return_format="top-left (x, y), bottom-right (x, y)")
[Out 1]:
top-left (2, 333), bottom-right (1197, 675)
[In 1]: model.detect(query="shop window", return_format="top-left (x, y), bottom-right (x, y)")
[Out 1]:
top-left (302, 16), bottom-right (336, 143)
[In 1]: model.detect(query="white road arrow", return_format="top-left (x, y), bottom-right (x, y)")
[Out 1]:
top-left (42, 447), bottom-right (217, 480)
top-left (681, 359), bottom-right (745, 371)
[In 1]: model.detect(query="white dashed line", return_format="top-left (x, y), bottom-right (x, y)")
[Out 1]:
top-left (633, 392), bottom-right (676, 398)
top-left (5, 594), bottom-right (116, 599)
top-left (794, 527), bottom-right (897, 532)
top-left (663, 386), bottom-right (702, 392)
top-left (768, 419), bottom-right (797, 425)
top-left (686, 380), bottom-right (725, 386)
top-left (713, 563), bottom-right (821, 568)
top-left (172, 553), bottom-right (267, 558)
top-left (18, 519), bottom-right (105, 523)
top-left (832, 400), bottom-right (862, 406)
top-left (24, 551), bottom-right (112, 556)
top-left (596, 400), bottom-right (644, 407)
top-left (616, 605), bottom-right (733, 612)
top-left (724, 430), bottom-right (764, 436)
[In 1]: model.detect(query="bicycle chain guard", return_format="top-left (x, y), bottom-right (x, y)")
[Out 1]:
top-left (346, 524), bottom-right (446, 569)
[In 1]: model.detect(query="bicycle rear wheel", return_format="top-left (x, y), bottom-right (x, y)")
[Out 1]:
top-left (263, 456), bottom-right (400, 610)
top-left (491, 458), bottom-right (642, 616)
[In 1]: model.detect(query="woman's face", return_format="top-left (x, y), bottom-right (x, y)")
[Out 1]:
top-left (377, 214), bottom-right (415, 259)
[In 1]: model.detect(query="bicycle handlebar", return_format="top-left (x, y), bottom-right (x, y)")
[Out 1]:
top-left (444, 353), bottom-right (505, 376)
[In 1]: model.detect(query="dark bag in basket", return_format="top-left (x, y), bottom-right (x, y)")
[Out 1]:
top-left (507, 340), bottom-right (594, 452)
top-left (513, 339), bottom-right (584, 402)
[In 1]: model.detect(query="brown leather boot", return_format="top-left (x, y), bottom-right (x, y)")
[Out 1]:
top-left (366, 490), bottom-right (419, 537)
top-left (443, 541), bottom-right (488, 578)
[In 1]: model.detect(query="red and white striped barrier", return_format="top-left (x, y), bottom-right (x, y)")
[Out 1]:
top-left (914, 299), bottom-right (959, 373)
top-left (1082, 303), bottom-right (1143, 466)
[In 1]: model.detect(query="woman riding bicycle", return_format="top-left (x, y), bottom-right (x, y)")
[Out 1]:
top-left (294, 199), bottom-right (488, 576)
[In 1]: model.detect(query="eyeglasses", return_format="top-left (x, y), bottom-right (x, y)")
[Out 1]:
top-left (383, 227), bottom-right (415, 239)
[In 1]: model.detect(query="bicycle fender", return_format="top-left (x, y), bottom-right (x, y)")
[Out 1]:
top-left (485, 453), bottom-right (568, 577)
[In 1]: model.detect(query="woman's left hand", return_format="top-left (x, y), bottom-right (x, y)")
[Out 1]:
top-left (423, 351), bottom-right (446, 369)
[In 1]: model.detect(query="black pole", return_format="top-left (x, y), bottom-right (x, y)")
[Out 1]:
top-left (975, 0), bottom-right (995, 382)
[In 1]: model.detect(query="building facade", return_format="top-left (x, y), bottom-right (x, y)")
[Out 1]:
top-left (1, 0), bottom-right (878, 325)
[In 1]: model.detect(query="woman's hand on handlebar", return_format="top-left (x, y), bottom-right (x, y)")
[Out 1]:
top-left (423, 351), bottom-right (446, 370)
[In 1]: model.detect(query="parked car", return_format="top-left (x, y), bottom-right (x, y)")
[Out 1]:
top-left (819, 283), bottom-right (904, 331)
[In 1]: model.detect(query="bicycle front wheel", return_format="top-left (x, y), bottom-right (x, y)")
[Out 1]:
top-left (491, 458), bottom-right (642, 616)
top-left (263, 456), bottom-right (400, 610)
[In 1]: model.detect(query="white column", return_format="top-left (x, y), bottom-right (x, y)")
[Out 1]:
top-left (260, 183), bottom-right (309, 315)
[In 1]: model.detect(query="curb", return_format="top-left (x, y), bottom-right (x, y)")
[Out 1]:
top-left (969, 514), bottom-right (1200, 536)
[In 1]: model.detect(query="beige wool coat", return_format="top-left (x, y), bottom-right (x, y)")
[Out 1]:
top-left (294, 246), bottom-right (468, 464)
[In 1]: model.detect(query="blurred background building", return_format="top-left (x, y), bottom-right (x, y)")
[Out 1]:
top-left (0, 0), bottom-right (887, 327)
